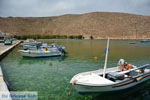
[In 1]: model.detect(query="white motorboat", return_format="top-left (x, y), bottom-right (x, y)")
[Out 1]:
top-left (19, 49), bottom-right (63, 57)
top-left (70, 64), bottom-right (150, 94)
top-left (22, 39), bottom-right (41, 50)
top-left (22, 41), bottom-right (68, 54)
top-left (70, 39), bottom-right (150, 94)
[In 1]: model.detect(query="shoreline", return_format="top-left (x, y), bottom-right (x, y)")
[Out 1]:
top-left (36, 38), bottom-right (149, 41)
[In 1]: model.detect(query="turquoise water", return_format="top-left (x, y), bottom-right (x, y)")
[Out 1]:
top-left (1, 39), bottom-right (150, 100)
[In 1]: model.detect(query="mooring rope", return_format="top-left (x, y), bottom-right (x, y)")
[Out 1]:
top-left (67, 80), bottom-right (77, 96)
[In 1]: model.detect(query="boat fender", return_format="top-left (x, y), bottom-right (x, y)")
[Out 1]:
top-left (45, 48), bottom-right (48, 51)
top-left (120, 64), bottom-right (130, 71)
top-left (136, 76), bottom-right (144, 81)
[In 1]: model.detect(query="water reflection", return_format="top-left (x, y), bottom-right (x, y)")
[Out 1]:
top-left (91, 80), bottom-right (150, 100)
top-left (1, 39), bottom-right (150, 100)
top-left (19, 56), bottom-right (68, 65)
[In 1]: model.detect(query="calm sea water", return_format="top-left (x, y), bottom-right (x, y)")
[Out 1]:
top-left (1, 39), bottom-right (150, 100)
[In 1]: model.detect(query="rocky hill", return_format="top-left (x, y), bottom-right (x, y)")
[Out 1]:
top-left (0, 12), bottom-right (150, 39)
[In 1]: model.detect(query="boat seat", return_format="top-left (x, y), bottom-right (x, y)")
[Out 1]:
top-left (107, 72), bottom-right (125, 81)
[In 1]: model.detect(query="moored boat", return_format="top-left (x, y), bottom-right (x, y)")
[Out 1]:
top-left (22, 40), bottom-right (68, 54)
top-left (19, 41), bottom-right (68, 57)
top-left (22, 39), bottom-right (41, 50)
top-left (70, 64), bottom-right (150, 94)
top-left (19, 49), bottom-right (63, 57)
top-left (70, 39), bottom-right (150, 94)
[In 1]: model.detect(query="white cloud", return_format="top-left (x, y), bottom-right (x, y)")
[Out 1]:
top-left (0, 0), bottom-right (149, 17)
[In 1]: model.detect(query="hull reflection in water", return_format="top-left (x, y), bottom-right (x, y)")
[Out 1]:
top-left (19, 56), bottom-right (68, 65)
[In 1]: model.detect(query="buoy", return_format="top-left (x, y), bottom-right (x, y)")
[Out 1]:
top-left (94, 57), bottom-right (98, 61)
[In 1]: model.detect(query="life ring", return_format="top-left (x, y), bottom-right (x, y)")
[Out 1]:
top-left (120, 64), bottom-right (130, 71)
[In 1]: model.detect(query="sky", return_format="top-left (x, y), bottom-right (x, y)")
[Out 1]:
top-left (0, 0), bottom-right (150, 17)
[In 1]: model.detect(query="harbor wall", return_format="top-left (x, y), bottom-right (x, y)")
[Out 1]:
top-left (0, 40), bottom-right (21, 100)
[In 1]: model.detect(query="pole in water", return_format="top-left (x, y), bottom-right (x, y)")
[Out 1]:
top-left (103, 38), bottom-right (110, 78)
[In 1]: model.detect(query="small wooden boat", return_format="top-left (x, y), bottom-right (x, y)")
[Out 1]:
top-left (70, 39), bottom-right (150, 94)
top-left (19, 49), bottom-right (63, 57)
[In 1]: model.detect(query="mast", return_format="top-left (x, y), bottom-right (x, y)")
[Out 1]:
top-left (103, 38), bottom-right (110, 78)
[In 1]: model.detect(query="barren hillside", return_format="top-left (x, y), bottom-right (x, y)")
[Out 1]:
top-left (0, 12), bottom-right (150, 39)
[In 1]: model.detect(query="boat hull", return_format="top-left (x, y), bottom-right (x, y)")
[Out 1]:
top-left (19, 50), bottom-right (63, 57)
top-left (74, 73), bottom-right (150, 94)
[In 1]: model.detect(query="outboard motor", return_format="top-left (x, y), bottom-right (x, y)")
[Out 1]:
top-left (60, 46), bottom-right (68, 54)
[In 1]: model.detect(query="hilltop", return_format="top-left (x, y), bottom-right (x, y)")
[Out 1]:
top-left (0, 12), bottom-right (150, 39)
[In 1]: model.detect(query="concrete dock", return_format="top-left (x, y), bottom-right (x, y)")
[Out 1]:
top-left (0, 40), bottom-right (21, 60)
top-left (0, 40), bottom-right (21, 100)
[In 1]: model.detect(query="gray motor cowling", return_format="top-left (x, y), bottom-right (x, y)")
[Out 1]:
top-left (107, 72), bottom-right (125, 80)
top-left (115, 73), bottom-right (125, 80)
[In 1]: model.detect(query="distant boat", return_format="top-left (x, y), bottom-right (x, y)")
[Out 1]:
top-left (70, 39), bottom-right (150, 94)
top-left (140, 40), bottom-right (150, 43)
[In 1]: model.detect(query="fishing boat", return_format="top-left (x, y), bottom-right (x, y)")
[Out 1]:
top-left (19, 49), bottom-right (63, 57)
top-left (70, 39), bottom-right (150, 94)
